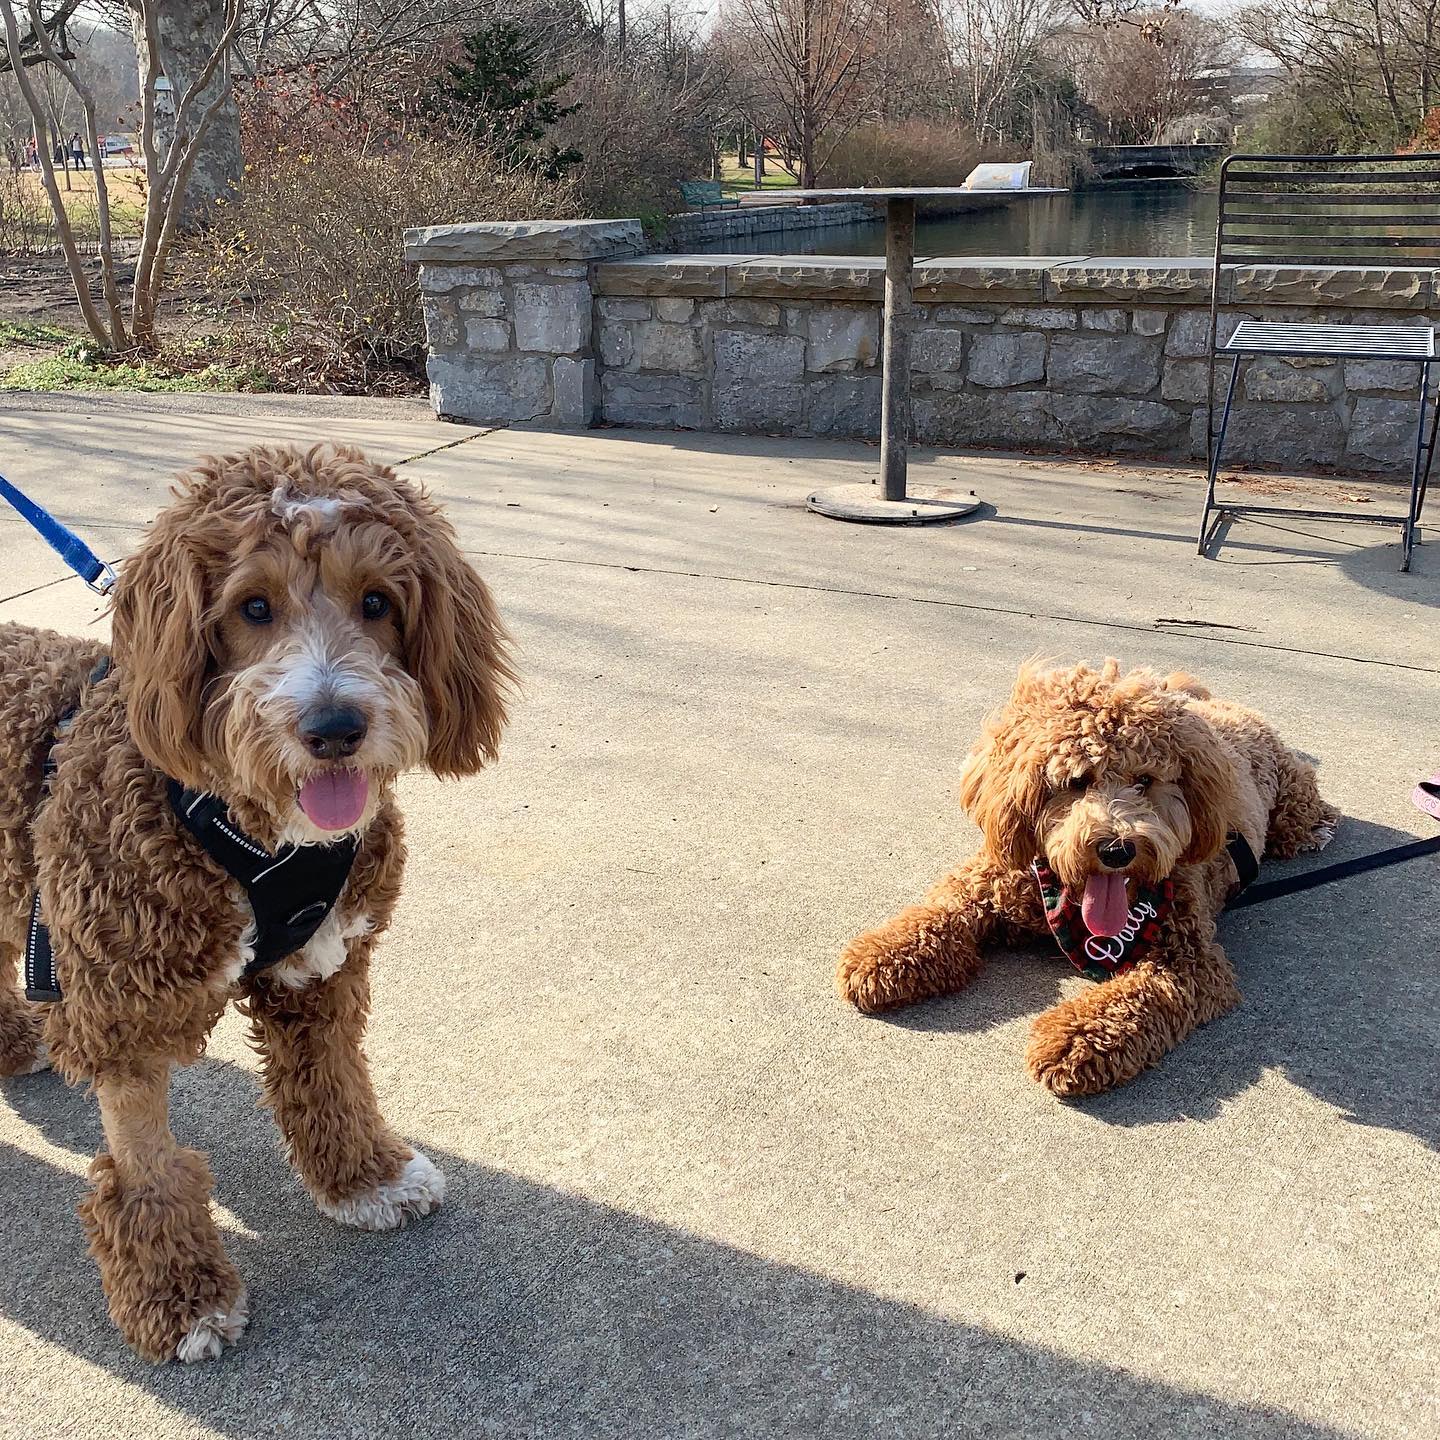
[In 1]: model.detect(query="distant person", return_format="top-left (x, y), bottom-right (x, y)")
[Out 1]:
top-left (70, 132), bottom-right (85, 171)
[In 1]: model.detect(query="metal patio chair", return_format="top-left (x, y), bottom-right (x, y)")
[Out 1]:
top-left (1199, 153), bottom-right (1440, 571)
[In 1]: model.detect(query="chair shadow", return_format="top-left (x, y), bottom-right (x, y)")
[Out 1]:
top-left (1204, 508), bottom-right (1436, 592)
top-left (0, 1063), bottom-right (1358, 1440)
top-left (867, 816), bottom-right (1440, 1151)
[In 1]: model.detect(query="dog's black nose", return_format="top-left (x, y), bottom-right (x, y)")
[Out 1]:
top-left (300, 705), bottom-right (368, 760)
top-left (1097, 838), bottom-right (1136, 870)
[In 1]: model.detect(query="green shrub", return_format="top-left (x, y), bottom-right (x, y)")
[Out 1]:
top-left (1237, 81), bottom-right (1402, 157)
top-left (422, 21), bottom-right (582, 177)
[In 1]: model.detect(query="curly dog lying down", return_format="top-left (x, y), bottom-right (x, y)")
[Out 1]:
top-left (837, 660), bottom-right (1338, 1097)
top-left (0, 445), bottom-right (513, 1362)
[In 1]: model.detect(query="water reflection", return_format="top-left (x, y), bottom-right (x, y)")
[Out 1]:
top-left (695, 183), bottom-right (1219, 259)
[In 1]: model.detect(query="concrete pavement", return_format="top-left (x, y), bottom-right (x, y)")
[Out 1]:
top-left (0, 393), bottom-right (1436, 1439)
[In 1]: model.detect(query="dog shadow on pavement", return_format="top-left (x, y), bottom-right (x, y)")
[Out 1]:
top-left (883, 816), bottom-right (1439, 1151)
top-left (2, 1056), bottom-right (1361, 1440)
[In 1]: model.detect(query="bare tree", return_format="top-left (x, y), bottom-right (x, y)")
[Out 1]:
top-left (724, 0), bottom-right (879, 187)
top-left (1065, 0), bottom-right (1179, 31)
top-left (940, 0), bottom-right (1065, 141)
top-left (0, 0), bottom-right (242, 351)
top-left (1069, 9), bottom-right (1235, 143)
top-left (131, 0), bottom-right (241, 227)
top-left (0, 0), bottom-right (76, 72)
top-left (1237, 0), bottom-right (1440, 144)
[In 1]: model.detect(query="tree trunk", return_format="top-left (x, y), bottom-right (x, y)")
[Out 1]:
top-left (130, 0), bottom-right (239, 232)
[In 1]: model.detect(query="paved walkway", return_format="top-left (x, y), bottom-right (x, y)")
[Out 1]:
top-left (0, 394), bottom-right (1436, 1439)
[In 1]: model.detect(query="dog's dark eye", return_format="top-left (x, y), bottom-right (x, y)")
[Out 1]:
top-left (1135, 774), bottom-right (1155, 792)
top-left (1066, 774), bottom-right (1090, 792)
top-left (361, 591), bottom-right (390, 621)
top-left (241, 596), bottom-right (272, 625)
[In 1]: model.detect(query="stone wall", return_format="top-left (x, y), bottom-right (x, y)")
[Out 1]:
top-left (405, 219), bottom-right (645, 427)
top-left (403, 223), bottom-right (1437, 471)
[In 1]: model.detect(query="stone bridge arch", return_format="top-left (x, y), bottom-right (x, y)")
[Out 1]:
top-left (1088, 144), bottom-right (1225, 181)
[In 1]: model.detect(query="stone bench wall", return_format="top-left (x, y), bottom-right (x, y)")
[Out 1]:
top-left (663, 200), bottom-right (879, 250)
top-left (403, 221), bottom-right (1439, 472)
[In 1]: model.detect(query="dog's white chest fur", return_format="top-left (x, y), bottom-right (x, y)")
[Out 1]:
top-left (220, 908), bottom-right (371, 990)
top-left (272, 910), bottom-right (373, 988)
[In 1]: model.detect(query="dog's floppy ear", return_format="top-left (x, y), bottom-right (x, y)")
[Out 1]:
top-left (1177, 710), bottom-right (1238, 863)
top-left (110, 510), bottom-right (214, 789)
top-left (959, 718), bottom-right (1045, 871)
top-left (404, 501), bottom-right (515, 778)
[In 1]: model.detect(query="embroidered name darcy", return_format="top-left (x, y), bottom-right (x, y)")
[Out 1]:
top-left (1082, 899), bottom-right (1158, 968)
top-left (1031, 861), bottom-right (1175, 984)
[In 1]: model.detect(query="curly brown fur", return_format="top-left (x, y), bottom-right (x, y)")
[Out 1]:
top-left (0, 444), bottom-right (514, 1361)
top-left (838, 659), bottom-right (1339, 1098)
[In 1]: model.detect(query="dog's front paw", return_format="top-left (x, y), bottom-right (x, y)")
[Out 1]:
top-left (1307, 805), bottom-right (1341, 852)
top-left (837, 929), bottom-right (909, 1013)
top-left (837, 904), bottom-right (977, 1013)
top-left (80, 1152), bottom-right (247, 1363)
top-left (314, 1149), bottom-right (446, 1232)
top-left (1025, 997), bottom-right (1134, 1098)
top-left (177, 1292), bottom-right (249, 1363)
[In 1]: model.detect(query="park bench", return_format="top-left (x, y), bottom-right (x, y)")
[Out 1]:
top-left (679, 180), bottom-right (739, 212)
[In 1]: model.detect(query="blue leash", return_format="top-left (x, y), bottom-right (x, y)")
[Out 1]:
top-left (0, 473), bottom-right (116, 594)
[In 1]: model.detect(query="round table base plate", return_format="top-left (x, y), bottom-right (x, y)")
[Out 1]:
top-left (806, 482), bottom-right (981, 525)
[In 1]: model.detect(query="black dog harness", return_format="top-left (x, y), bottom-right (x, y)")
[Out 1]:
top-left (166, 781), bottom-right (358, 977)
top-left (24, 664), bottom-right (358, 1002)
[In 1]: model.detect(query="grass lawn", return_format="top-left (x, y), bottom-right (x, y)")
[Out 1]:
top-left (716, 154), bottom-right (798, 193)
top-left (9, 167), bottom-right (148, 242)
top-left (0, 320), bottom-right (75, 349)
top-left (0, 323), bottom-right (265, 394)
top-left (1, 351), bottom-right (260, 393)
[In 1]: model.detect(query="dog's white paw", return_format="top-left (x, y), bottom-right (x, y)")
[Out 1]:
top-left (315, 1151), bottom-right (446, 1232)
top-left (176, 1291), bottom-right (249, 1363)
top-left (22, 1043), bottom-right (51, 1075)
top-left (1311, 822), bottom-right (1337, 851)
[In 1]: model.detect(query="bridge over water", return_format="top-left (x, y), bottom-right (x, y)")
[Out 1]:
top-left (1087, 144), bottom-right (1224, 181)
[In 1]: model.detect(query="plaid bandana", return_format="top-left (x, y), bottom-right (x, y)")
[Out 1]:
top-left (1031, 862), bottom-right (1174, 983)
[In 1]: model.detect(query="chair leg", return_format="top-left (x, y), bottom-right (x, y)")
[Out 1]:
top-left (1197, 357), bottom-right (1240, 558)
top-left (1403, 361), bottom-right (1431, 572)
top-left (1418, 363), bottom-right (1439, 528)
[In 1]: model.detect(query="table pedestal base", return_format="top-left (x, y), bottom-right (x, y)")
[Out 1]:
top-left (805, 482), bottom-right (980, 525)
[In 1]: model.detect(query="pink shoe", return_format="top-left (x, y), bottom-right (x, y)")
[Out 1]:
top-left (1410, 773), bottom-right (1440, 822)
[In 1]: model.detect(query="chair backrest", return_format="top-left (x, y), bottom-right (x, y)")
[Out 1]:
top-left (1214, 152), bottom-right (1440, 274)
top-left (679, 180), bottom-right (724, 206)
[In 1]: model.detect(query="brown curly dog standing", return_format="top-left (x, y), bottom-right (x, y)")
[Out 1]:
top-left (0, 444), bottom-right (512, 1362)
top-left (837, 660), bottom-right (1338, 1098)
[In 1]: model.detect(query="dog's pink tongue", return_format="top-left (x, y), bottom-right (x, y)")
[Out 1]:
top-left (298, 769), bottom-right (369, 831)
top-left (1081, 871), bottom-right (1131, 937)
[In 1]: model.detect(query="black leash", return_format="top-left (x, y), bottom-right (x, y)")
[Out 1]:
top-left (1230, 833), bottom-right (1440, 911)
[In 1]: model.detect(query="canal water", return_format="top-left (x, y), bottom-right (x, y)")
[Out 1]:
top-left (700, 182), bottom-right (1219, 258)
